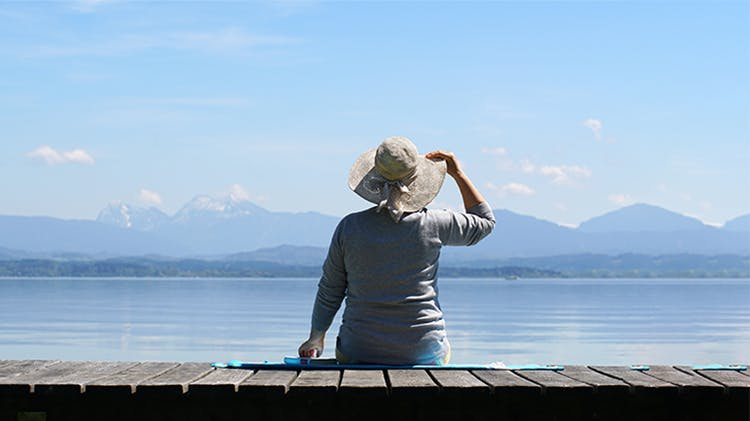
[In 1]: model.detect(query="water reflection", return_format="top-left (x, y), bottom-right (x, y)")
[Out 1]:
top-left (0, 277), bottom-right (748, 365)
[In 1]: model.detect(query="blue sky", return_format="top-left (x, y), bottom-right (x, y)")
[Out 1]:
top-left (1, 1), bottom-right (748, 226)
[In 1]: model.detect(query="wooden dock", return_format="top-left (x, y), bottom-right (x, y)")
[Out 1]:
top-left (1, 360), bottom-right (748, 420)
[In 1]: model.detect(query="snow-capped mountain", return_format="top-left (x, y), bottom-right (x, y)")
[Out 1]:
top-left (2, 200), bottom-right (747, 257)
top-left (96, 202), bottom-right (169, 231)
top-left (172, 194), bottom-right (268, 224)
top-left (90, 193), bottom-right (339, 254)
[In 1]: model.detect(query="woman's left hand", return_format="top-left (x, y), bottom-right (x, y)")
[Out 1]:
top-left (298, 330), bottom-right (325, 357)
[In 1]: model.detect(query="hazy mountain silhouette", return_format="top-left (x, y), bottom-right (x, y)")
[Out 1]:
top-left (723, 214), bottom-right (750, 232)
top-left (578, 203), bottom-right (708, 233)
top-left (0, 200), bottom-right (747, 258)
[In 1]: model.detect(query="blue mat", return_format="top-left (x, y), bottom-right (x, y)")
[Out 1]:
top-left (692, 364), bottom-right (747, 371)
top-left (212, 358), bottom-right (564, 371)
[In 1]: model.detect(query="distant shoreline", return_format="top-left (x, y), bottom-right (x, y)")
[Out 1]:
top-left (0, 256), bottom-right (748, 279)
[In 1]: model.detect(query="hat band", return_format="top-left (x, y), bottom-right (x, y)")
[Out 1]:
top-left (368, 170), bottom-right (418, 223)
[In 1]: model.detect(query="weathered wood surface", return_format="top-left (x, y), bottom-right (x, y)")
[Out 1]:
top-left (387, 369), bottom-right (439, 396)
top-left (85, 362), bottom-right (179, 396)
top-left (1, 361), bottom-right (747, 397)
top-left (0, 360), bottom-right (61, 394)
top-left (515, 369), bottom-right (592, 396)
top-left (136, 362), bottom-right (214, 396)
top-left (558, 365), bottom-right (630, 392)
top-left (2, 361), bottom-right (747, 420)
top-left (429, 369), bottom-right (491, 396)
top-left (5, 361), bottom-right (137, 395)
top-left (472, 369), bottom-right (541, 398)
top-left (239, 369), bottom-right (298, 397)
top-left (340, 370), bottom-right (388, 397)
top-left (286, 369), bottom-right (340, 396)
top-left (693, 368), bottom-right (750, 388)
top-left (188, 366), bottom-right (254, 395)
top-left (591, 365), bottom-right (679, 396)
top-left (645, 365), bottom-right (723, 394)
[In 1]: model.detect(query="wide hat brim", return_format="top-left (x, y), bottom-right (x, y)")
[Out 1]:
top-left (348, 148), bottom-right (447, 212)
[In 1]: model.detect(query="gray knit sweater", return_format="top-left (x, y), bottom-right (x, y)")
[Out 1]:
top-left (311, 202), bottom-right (495, 365)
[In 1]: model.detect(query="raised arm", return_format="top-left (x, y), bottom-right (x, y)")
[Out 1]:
top-left (425, 150), bottom-right (486, 211)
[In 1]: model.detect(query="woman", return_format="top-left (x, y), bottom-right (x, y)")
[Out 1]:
top-left (298, 137), bottom-right (495, 365)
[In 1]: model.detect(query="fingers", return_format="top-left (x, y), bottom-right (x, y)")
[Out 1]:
top-left (299, 347), bottom-right (315, 357)
top-left (425, 150), bottom-right (454, 160)
top-left (298, 341), bottom-right (323, 358)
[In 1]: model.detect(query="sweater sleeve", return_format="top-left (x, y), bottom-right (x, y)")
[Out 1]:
top-left (437, 202), bottom-right (496, 246)
top-left (310, 220), bottom-right (347, 332)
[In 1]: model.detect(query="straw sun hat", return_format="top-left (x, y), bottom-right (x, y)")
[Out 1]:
top-left (348, 137), bottom-right (447, 222)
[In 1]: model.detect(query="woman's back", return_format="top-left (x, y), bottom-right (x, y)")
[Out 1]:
top-left (299, 137), bottom-right (494, 365)
top-left (316, 204), bottom-right (494, 364)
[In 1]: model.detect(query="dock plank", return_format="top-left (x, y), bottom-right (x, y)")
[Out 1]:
top-left (239, 370), bottom-right (298, 396)
top-left (287, 370), bottom-right (340, 397)
top-left (0, 360), bottom-right (61, 394)
top-left (429, 370), bottom-right (490, 396)
top-left (387, 369), bottom-right (439, 397)
top-left (591, 366), bottom-right (679, 406)
top-left (0, 360), bottom-right (60, 381)
top-left (23, 361), bottom-right (137, 395)
top-left (514, 369), bottom-right (592, 397)
top-left (473, 369), bottom-right (541, 396)
top-left (592, 366), bottom-right (676, 388)
top-left (85, 362), bottom-right (179, 396)
top-left (188, 368), bottom-right (254, 395)
top-left (340, 370), bottom-right (387, 397)
top-left (644, 366), bottom-right (723, 394)
top-left (690, 368), bottom-right (750, 390)
top-left (559, 366), bottom-right (629, 394)
top-left (137, 362), bottom-right (213, 396)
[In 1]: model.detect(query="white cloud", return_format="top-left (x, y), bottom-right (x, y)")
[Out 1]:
top-left (608, 193), bottom-right (634, 206)
top-left (139, 189), bottom-right (162, 206)
top-left (500, 157), bottom-right (591, 185)
top-left (229, 184), bottom-right (251, 201)
top-left (583, 118), bottom-right (603, 140)
top-left (26, 146), bottom-right (95, 165)
top-left (487, 182), bottom-right (535, 197)
top-left (502, 182), bottom-right (535, 196)
top-left (481, 147), bottom-right (507, 156)
top-left (539, 165), bottom-right (591, 184)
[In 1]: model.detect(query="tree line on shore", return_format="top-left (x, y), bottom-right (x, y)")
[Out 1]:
top-left (0, 254), bottom-right (747, 278)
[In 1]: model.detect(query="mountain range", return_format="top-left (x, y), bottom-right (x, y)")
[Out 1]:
top-left (0, 194), bottom-right (747, 262)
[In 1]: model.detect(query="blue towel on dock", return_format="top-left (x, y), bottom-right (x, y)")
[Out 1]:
top-left (692, 364), bottom-right (747, 371)
top-left (211, 358), bottom-right (564, 371)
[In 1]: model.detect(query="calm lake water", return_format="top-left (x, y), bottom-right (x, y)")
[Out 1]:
top-left (1, 277), bottom-right (748, 365)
